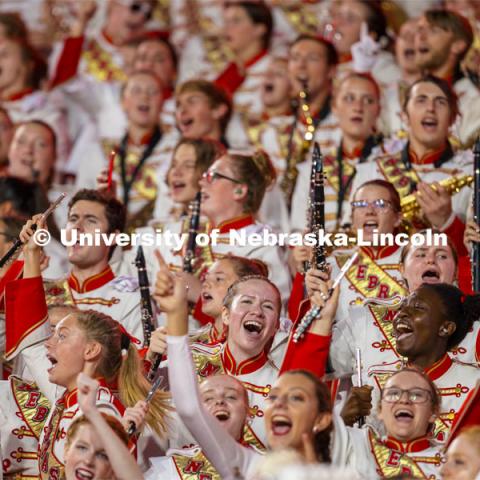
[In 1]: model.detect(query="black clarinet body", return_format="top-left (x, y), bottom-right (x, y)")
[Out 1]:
top-left (304, 142), bottom-right (328, 272)
top-left (134, 246), bottom-right (161, 381)
top-left (183, 192), bottom-right (201, 273)
top-left (473, 139), bottom-right (480, 292)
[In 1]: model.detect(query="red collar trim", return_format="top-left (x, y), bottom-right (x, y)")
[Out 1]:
top-left (245, 49), bottom-right (268, 69)
top-left (68, 266), bottom-right (115, 293)
top-left (423, 354), bottom-right (453, 381)
top-left (342, 143), bottom-right (364, 160)
top-left (339, 52), bottom-right (353, 64)
top-left (60, 378), bottom-right (110, 409)
top-left (222, 343), bottom-right (268, 375)
top-left (216, 214), bottom-right (255, 234)
top-left (162, 87), bottom-right (173, 100)
top-left (128, 130), bottom-right (155, 146)
top-left (3, 87), bottom-right (34, 102)
top-left (409, 144), bottom-right (448, 165)
top-left (384, 435), bottom-right (431, 453)
top-left (101, 29), bottom-right (115, 46)
top-left (361, 245), bottom-right (400, 260)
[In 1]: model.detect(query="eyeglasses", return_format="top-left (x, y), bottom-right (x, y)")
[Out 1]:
top-left (382, 387), bottom-right (432, 404)
top-left (350, 199), bottom-right (394, 212)
top-left (202, 170), bottom-right (242, 185)
top-left (129, 2), bottom-right (152, 16)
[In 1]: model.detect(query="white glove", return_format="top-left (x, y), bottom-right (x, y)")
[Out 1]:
top-left (351, 22), bottom-right (381, 73)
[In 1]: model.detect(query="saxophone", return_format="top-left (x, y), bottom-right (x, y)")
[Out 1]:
top-left (281, 79), bottom-right (316, 208)
top-left (401, 173), bottom-right (473, 222)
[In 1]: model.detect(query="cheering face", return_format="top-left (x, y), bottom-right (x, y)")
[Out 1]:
top-left (176, 91), bottom-right (225, 139)
top-left (393, 287), bottom-right (453, 359)
top-left (441, 434), bottom-right (480, 480)
top-left (122, 73), bottom-right (163, 129)
top-left (65, 200), bottom-right (112, 268)
top-left (201, 259), bottom-right (239, 318)
top-left (134, 40), bottom-right (176, 89)
top-left (403, 81), bottom-right (452, 149)
top-left (351, 184), bottom-right (400, 241)
top-left (223, 279), bottom-right (280, 358)
top-left (261, 59), bottom-right (291, 110)
top-left (223, 5), bottom-right (266, 54)
top-left (64, 424), bottom-right (114, 480)
top-left (414, 16), bottom-right (455, 72)
top-left (0, 39), bottom-right (28, 94)
top-left (395, 19), bottom-right (418, 75)
top-left (333, 76), bottom-right (380, 142)
top-left (167, 144), bottom-right (199, 204)
top-left (8, 123), bottom-right (56, 185)
top-left (265, 373), bottom-right (330, 452)
top-left (288, 39), bottom-right (333, 99)
top-left (330, 0), bottom-right (369, 55)
top-left (378, 371), bottom-right (435, 442)
top-left (200, 374), bottom-right (249, 441)
top-left (45, 315), bottom-right (90, 390)
top-left (106, 0), bottom-right (152, 44)
top-left (199, 156), bottom-right (243, 220)
top-left (401, 244), bottom-right (457, 293)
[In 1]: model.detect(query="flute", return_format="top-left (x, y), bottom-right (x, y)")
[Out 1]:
top-left (183, 191), bottom-right (201, 273)
top-left (127, 372), bottom-right (163, 436)
top-left (0, 192), bottom-right (66, 268)
top-left (473, 138), bottom-right (480, 293)
top-left (134, 246), bottom-right (161, 382)
top-left (355, 348), bottom-right (365, 427)
top-left (293, 251), bottom-right (359, 342)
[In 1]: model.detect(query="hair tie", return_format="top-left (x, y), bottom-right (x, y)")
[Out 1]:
top-left (117, 322), bottom-right (133, 351)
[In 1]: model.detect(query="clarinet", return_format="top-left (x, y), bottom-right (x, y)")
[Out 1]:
top-left (183, 192), bottom-right (201, 273)
top-left (304, 143), bottom-right (328, 273)
top-left (134, 246), bottom-right (161, 382)
top-left (473, 138), bottom-right (480, 292)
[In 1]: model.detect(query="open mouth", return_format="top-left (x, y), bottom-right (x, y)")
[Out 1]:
top-left (172, 181), bottom-right (186, 191)
top-left (418, 46), bottom-right (430, 55)
top-left (202, 291), bottom-right (213, 302)
top-left (271, 416), bottom-right (292, 436)
top-left (394, 410), bottom-right (414, 422)
top-left (421, 117), bottom-right (438, 131)
top-left (137, 104), bottom-right (150, 113)
top-left (363, 220), bottom-right (378, 231)
top-left (394, 320), bottom-right (414, 341)
top-left (404, 48), bottom-right (415, 59)
top-left (47, 354), bottom-right (58, 373)
top-left (243, 320), bottom-right (264, 335)
top-left (214, 410), bottom-right (230, 422)
top-left (75, 468), bottom-right (94, 480)
top-left (421, 269), bottom-right (440, 283)
top-left (264, 83), bottom-right (274, 93)
top-left (180, 118), bottom-right (194, 130)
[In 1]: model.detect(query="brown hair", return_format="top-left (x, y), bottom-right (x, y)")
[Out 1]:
top-left (74, 310), bottom-right (171, 437)
top-left (290, 34), bottom-right (339, 67)
top-left (281, 370), bottom-right (332, 462)
top-left (65, 413), bottom-right (129, 449)
top-left (68, 189), bottom-right (126, 234)
top-left (0, 215), bottom-right (24, 241)
top-left (223, 254), bottom-right (269, 278)
top-left (456, 425), bottom-right (480, 448)
top-left (424, 9), bottom-right (474, 64)
top-left (334, 71), bottom-right (381, 103)
top-left (225, 1), bottom-right (273, 50)
top-left (0, 13), bottom-right (28, 39)
top-left (176, 80), bottom-right (232, 135)
top-left (226, 149), bottom-right (276, 213)
top-left (353, 179), bottom-right (401, 213)
top-left (223, 275), bottom-right (281, 313)
top-left (166, 138), bottom-right (225, 187)
top-left (402, 74), bottom-right (459, 124)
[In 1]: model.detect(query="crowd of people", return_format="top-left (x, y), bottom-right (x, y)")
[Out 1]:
top-left (0, 0), bottom-right (479, 478)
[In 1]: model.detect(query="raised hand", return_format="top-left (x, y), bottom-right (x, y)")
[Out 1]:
top-left (146, 326), bottom-right (167, 362)
top-left (416, 182), bottom-right (453, 228)
top-left (77, 372), bottom-right (100, 418)
top-left (340, 385), bottom-right (373, 427)
top-left (351, 22), bottom-right (381, 73)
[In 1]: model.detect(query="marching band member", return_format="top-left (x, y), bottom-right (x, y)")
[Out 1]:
top-left (158, 273), bottom-right (334, 476)
top-left (334, 368), bottom-right (443, 478)
top-left (348, 75), bottom-right (474, 241)
top-left (441, 425), bottom-right (480, 479)
top-left (367, 283), bottom-right (480, 443)
top-left (76, 70), bottom-right (179, 231)
top-left (291, 72), bottom-right (384, 233)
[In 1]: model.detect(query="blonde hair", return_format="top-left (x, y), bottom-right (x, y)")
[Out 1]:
top-left (457, 425), bottom-right (480, 448)
top-left (75, 310), bottom-right (171, 437)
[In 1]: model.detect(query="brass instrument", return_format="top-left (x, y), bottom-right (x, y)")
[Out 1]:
top-left (281, 79), bottom-right (316, 208)
top-left (401, 173), bottom-right (473, 223)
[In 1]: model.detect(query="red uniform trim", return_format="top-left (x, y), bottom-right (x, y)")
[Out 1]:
top-left (222, 343), bottom-right (268, 375)
top-left (423, 353), bottom-right (452, 381)
top-left (408, 144), bottom-right (448, 165)
top-left (383, 435), bottom-right (431, 453)
top-left (50, 36), bottom-right (85, 88)
top-left (443, 217), bottom-right (467, 257)
top-left (68, 266), bottom-right (115, 293)
top-left (0, 259), bottom-right (24, 312)
top-left (2, 87), bottom-right (34, 102)
top-left (215, 214), bottom-right (255, 234)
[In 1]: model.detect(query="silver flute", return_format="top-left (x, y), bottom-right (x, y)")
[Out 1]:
top-left (293, 251), bottom-right (359, 342)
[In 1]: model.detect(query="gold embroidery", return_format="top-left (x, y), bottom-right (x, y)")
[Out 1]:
top-left (376, 154), bottom-right (422, 197)
top-left (82, 39), bottom-right (127, 83)
top-left (172, 448), bottom-right (220, 480)
top-left (74, 297), bottom-right (120, 307)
